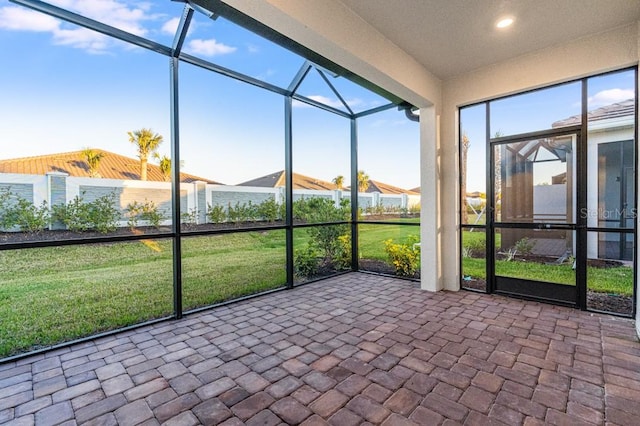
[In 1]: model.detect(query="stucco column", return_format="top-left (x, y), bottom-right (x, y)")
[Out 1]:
top-left (420, 106), bottom-right (443, 291)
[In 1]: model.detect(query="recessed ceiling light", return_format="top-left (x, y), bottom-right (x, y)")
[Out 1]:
top-left (496, 17), bottom-right (514, 29)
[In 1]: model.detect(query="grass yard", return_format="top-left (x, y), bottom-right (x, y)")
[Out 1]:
top-left (0, 231), bottom-right (287, 358)
top-left (0, 223), bottom-right (421, 358)
top-left (461, 229), bottom-right (634, 296)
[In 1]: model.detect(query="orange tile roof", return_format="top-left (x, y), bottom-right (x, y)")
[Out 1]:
top-left (364, 180), bottom-right (420, 195)
top-left (238, 170), bottom-right (338, 190)
top-left (0, 150), bottom-right (221, 184)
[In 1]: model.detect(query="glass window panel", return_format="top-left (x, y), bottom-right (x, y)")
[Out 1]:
top-left (460, 104), bottom-right (487, 225)
top-left (586, 70), bottom-right (636, 230)
top-left (357, 109), bottom-right (420, 222)
top-left (358, 223), bottom-right (420, 278)
top-left (490, 82), bottom-right (581, 137)
top-left (179, 63), bottom-right (285, 231)
top-left (0, 240), bottom-right (173, 358)
top-left (182, 14), bottom-right (305, 89)
top-left (292, 105), bottom-right (350, 223)
top-left (461, 227), bottom-right (486, 291)
top-left (294, 225), bottom-right (351, 284)
top-left (181, 231), bottom-right (286, 311)
top-left (494, 228), bottom-right (575, 286)
top-left (0, 13), bottom-right (172, 241)
top-left (494, 134), bottom-right (576, 224)
top-left (587, 231), bottom-right (634, 315)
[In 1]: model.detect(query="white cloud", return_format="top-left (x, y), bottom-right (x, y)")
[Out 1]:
top-left (588, 88), bottom-right (634, 108)
top-left (161, 17), bottom-right (180, 35)
top-left (0, 7), bottom-right (59, 32)
top-left (294, 95), bottom-right (363, 110)
top-left (187, 38), bottom-right (236, 56)
top-left (0, 1), bottom-right (154, 53)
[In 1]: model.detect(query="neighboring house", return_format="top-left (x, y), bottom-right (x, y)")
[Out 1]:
top-left (361, 180), bottom-right (419, 195)
top-left (238, 170), bottom-right (337, 190)
top-left (0, 149), bottom-right (220, 184)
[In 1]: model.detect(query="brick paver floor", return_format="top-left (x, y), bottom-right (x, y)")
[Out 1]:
top-left (1, 273), bottom-right (639, 425)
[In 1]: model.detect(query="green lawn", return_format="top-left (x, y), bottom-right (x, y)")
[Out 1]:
top-left (461, 230), bottom-right (634, 296)
top-left (0, 223), bottom-right (422, 358)
top-left (1, 223), bottom-right (632, 358)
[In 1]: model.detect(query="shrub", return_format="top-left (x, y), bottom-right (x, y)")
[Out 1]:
top-left (335, 234), bottom-right (352, 270)
top-left (294, 246), bottom-right (319, 278)
top-left (207, 204), bottom-right (226, 224)
top-left (52, 192), bottom-right (119, 233)
top-left (125, 200), bottom-right (164, 229)
top-left (257, 198), bottom-right (279, 222)
top-left (463, 235), bottom-right (486, 257)
top-left (384, 235), bottom-right (420, 277)
top-left (1, 194), bottom-right (50, 232)
top-left (514, 237), bottom-right (534, 255)
top-left (181, 208), bottom-right (198, 226)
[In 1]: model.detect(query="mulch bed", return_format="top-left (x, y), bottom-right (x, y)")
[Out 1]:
top-left (462, 278), bottom-right (632, 315)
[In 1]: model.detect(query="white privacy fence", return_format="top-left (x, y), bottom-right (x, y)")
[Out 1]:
top-left (0, 172), bottom-right (421, 229)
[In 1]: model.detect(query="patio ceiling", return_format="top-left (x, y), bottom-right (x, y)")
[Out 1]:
top-left (339, 0), bottom-right (640, 79)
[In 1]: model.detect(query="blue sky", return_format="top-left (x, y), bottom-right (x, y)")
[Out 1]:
top-left (461, 69), bottom-right (636, 193)
top-left (0, 0), bottom-right (420, 189)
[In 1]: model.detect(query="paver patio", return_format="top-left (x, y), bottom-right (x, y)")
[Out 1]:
top-left (1, 273), bottom-right (639, 425)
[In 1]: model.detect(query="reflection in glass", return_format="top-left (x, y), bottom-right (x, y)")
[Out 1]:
top-left (182, 231), bottom-right (286, 311)
top-left (494, 228), bottom-right (575, 286)
top-left (494, 134), bottom-right (576, 225)
top-left (0, 240), bottom-right (174, 358)
top-left (461, 228), bottom-right (486, 291)
top-left (587, 231), bottom-right (634, 315)
top-left (358, 224), bottom-right (420, 278)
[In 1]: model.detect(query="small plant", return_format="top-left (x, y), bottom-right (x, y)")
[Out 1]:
top-left (257, 198), bottom-right (279, 223)
top-left (52, 192), bottom-right (119, 233)
top-left (207, 204), bottom-right (226, 224)
top-left (503, 247), bottom-right (518, 262)
top-left (294, 246), bottom-right (319, 278)
top-left (181, 208), bottom-right (198, 226)
top-left (463, 235), bottom-right (486, 258)
top-left (335, 234), bottom-right (352, 270)
top-left (514, 237), bottom-right (534, 255)
top-left (462, 247), bottom-right (472, 258)
top-left (1, 195), bottom-right (50, 232)
top-left (384, 235), bottom-right (420, 277)
top-left (125, 200), bottom-right (164, 229)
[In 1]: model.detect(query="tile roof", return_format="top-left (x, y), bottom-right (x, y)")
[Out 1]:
top-left (364, 180), bottom-right (420, 195)
top-left (238, 170), bottom-right (338, 190)
top-left (552, 99), bottom-right (634, 127)
top-left (0, 150), bottom-right (220, 184)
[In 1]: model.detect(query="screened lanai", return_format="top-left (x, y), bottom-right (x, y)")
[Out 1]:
top-left (0, 0), bottom-right (420, 361)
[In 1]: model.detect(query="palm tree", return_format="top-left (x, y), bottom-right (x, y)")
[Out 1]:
top-left (127, 128), bottom-right (164, 181)
top-left (332, 175), bottom-right (344, 189)
top-left (82, 148), bottom-right (105, 178)
top-left (357, 170), bottom-right (370, 192)
top-left (155, 153), bottom-right (171, 182)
